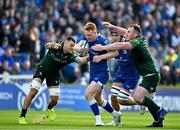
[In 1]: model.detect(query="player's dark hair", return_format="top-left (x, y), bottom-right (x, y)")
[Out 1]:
top-left (65, 36), bottom-right (76, 43)
top-left (111, 30), bottom-right (123, 41)
top-left (129, 24), bottom-right (142, 36)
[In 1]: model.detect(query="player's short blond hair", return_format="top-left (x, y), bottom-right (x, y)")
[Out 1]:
top-left (84, 22), bottom-right (97, 31)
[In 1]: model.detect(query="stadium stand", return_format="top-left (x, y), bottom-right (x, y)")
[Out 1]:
top-left (0, 0), bottom-right (179, 85)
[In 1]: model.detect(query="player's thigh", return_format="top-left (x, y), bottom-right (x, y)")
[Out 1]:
top-left (112, 75), bottom-right (124, 91)
top-left (111, 81), bottom-right (131, 102)
top-left (112, 73), bottom-right (124, 87)
top-left (30, 78), bottom-right (43, 93)
top-left (133, 86), bottom-right (148, 103)
top-left (32, 66), bottom-right (45, 90)
top-left (134, 86), bottom-right (148, 98)
top-left (89, 72), bottom-right (109, 86)
top-left (46, 72), bottom-right (60, 87)
top-left (46, 72), bottom-right (60, 97)
top-left (112, 80), bottom-right (131, 94)
top-left (111, 77), bottom-right (124, 96)
top-left (112, 74), bottom-right (129, 91)
top-left (85, 81), bottom-right (102, 96)
top-left (112, 82), bottom-right (123, 88)
top-left (140, 74), bottom-right (160, 93)
top-left (112, 82), bottom-right (130, 95)
top-left (123, 77), bottom-right (139, 90)
top-left (86, 73), bottom-right (108, 97)
top-left (33, 65), bottom-right (45, 82)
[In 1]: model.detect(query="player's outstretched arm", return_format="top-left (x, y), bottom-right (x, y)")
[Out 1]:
top-left (92, 42), bottom-right (132, 51)
top-left (75, 55), bottom-right (89, 64)
top-left (102, 22), bottom-right (128, 37)
top-left (93, 51), bottom-right (118, 63)
top-left (45, 42), bottom-right (61, 49)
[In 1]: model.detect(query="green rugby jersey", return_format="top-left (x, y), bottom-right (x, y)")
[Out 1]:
top-left (129, 36), bottom-right (158, 76)
top-left (37, 41), bottom-right (78, 73)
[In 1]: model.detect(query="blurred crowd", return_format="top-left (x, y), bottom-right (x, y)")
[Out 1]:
top-left (0, 0), bottom-right (180, 85)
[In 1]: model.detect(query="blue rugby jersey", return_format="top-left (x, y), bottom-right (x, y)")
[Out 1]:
top-left (115, 50), bottom-right (140, 77)
top-left (83, 35), bottom-right (110, 75)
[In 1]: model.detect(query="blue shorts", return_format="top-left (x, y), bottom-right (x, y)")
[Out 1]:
top-left (89, 72), bottom-right (109, 86)
top-left (113, 73), bottom-right (140, 90)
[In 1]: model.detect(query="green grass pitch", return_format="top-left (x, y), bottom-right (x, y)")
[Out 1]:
top-left (0, 110), bottom-right (179, 130)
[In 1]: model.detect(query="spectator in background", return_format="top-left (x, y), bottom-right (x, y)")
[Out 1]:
top-left (20, 60), bottom-right (32, 74)
top-left (0, 61), bottom-right (11, 74)
top-left (165, 48), bottom-right (178, 67)
top-left (11, 62), bottom-right (21, 74)
top-left (0, 48), bottom-right (14, 73)
top-left (29, 25), bottom-right (41, 66)
top-left (164, 0), bottom-right (176, 19)
top-left (172, 58), bottom-right (180, 85)
top-left (18, 53), bottom-right (30, 66)
top-left (161, 48), bottom-right (179, 85)
top-left (19, 29), bottom-right (31, 54)
top-left (157, 19), bottom-right (172, 59)
top-left (160, 65), bottom-right (171, 85)
top-left (0, 48), bottom-right (4, 56)
top-left (9, 24), bottom-right (21, 51)
top-left (171, 27), bottom-right (180, 48)
top-left (0, 37), bottom-right (12, 56)
top-left (132, 0), bottom-right (143, 22)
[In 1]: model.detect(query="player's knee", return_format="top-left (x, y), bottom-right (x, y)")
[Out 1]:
top-left (85, 93), bottom-right (92, 101)
top-left (85, 91), bottom-right (94, 101)
top-left (133, 95), bottom-right (143, 104)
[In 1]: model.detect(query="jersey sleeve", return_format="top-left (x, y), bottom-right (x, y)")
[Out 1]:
top-left (129, 38), bottom-right (139, 48)
top-left (100, 36), bottom-right (110, 45)
top-left (104, 39), bottom-right (110, 45)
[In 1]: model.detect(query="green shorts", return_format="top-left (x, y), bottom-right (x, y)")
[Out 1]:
top-left (139, 73), bottom-right (160, 93)
top-left (33, 65), bottom-right (60, 86)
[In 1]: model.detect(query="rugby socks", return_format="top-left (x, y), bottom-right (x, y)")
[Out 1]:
top-left (101, 100), bottom-right (114, 113)
top-left (48, 104), bottom-right (54, 110)
top-left (95, 115), bottom-right (102, 122)
top-left (142, 96), bottom-right (160, 121)
top-left (89, 99), bottom-right (100, 116)
top-left (20, 108), bottom-right (27, 117)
